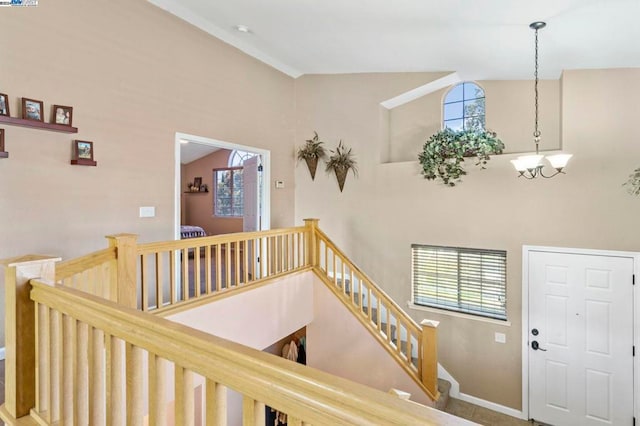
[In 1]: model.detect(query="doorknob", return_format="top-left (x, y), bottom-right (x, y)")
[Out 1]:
top-left (531, 328), bottom-right (539, 336)
top-left (531, 341), bottom-right (547, 351)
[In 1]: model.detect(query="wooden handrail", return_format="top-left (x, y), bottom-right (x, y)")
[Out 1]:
top-left (54, 247), bottom-right (116, 281)
top-left (29, 280), bottom-right (463, 425)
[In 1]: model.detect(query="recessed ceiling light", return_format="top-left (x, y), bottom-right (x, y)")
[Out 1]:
top-left (235, 24), bottom-right (251, 33)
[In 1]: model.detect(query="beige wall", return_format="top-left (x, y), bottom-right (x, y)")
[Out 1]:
top-left (294, 69), bottom-right (640, 409)
top-left (387, 80), bottom-right (560, 162)
top-left (182, 149), bottom-right (244, 235)
top-left (0, 0), bottom-right (295, 346)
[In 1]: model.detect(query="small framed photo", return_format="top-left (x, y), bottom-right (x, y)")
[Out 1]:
top-left (0, 128), bottom-right (6, 155)
top-left (0, 93), bottom-right (9, 116)
top-left (52, 104), bottom-right (73, 126)
top-left (22, 97), bottom-right (44, 122)
top-left (193, 177), bottom-right (202, 190)
top-left (71, 140), bottom-right (97, 166)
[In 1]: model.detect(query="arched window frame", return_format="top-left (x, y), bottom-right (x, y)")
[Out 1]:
top-left (442, 82), bottom-right (486, 131)
top-left (228, 150), bottom-right (257, 167)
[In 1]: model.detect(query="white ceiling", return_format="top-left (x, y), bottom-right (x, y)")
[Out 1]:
top-left (149, 0), bottom-right (640, 80)
top-left (180, 141), bottom-right (220, 165)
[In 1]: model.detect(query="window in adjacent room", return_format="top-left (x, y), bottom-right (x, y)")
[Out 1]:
top-left (443, 82), bottom-right (485, 131)
top-left (213, 167), bottom-right (243, 217)
top-left (411, 244), bottom-right (507, 320)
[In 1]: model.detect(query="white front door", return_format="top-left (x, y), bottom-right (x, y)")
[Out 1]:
top-left (528, 250), bottom-right (634, 425)
top-left (242, 155), bottom-right (260, 232)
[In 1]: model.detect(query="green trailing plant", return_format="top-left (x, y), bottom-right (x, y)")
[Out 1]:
top-left (326, 140), bottom-right (358, 192)
top-left (297, 131), bottom-right (328, 180)
top-left (623, 167), bottom-right (640, 196)
top-left (418, 128), bottom-right (505, 186)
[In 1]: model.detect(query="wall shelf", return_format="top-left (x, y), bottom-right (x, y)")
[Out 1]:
top-left (0, 115), bottom-right (78, 133)
top-left (184, 190), bottom-right (209, 194)
top-left (71, 159), bottom-right (97, 166)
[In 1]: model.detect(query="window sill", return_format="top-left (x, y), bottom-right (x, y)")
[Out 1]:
top-left (406, 302), bottom-right (511, 327)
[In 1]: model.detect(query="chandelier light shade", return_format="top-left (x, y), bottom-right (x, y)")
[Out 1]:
top-left (512, 21), bottom-right (572, 179)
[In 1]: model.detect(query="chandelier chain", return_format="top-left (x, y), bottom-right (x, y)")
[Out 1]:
top-left (534, 27), bottom-right (541, 153)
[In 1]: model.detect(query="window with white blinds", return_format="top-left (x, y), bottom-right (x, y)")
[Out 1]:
top-left (411, 244), bottom-right (507, 320)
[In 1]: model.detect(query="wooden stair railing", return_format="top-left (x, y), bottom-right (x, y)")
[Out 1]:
top-left (304, 219), bottom-right (440, 401)
top-left (23, 279), bottom-right (463, 426)
top-left (0, 220), bottom-right (440, 421)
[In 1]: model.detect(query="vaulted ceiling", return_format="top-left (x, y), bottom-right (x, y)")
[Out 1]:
top-left (149, 0), bottom-right (640, 79)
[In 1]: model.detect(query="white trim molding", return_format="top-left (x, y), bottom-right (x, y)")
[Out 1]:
top-left (0, 346), bottom-right (5, 361)
top-left (457, 392), bottom-right (526, 420)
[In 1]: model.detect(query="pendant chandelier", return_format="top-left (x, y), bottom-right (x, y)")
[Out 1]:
top-left (511, 22), bottom-right (572, 179)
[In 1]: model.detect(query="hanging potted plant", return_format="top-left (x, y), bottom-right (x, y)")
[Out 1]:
top-left (418, 128), bottom-right (504, 186)
top-left (624, 167), bottom-right (640, 196)
top-left (297, 131), bottom-right (327, 180)
top-left (326, 140), bottom-right (357, 192)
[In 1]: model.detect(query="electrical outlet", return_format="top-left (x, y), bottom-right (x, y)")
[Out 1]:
top-left (495, 332), bottom-right (506, 344)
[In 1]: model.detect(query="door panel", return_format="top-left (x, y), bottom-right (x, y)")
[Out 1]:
top-left (528, 251), bottom-right (634, 426)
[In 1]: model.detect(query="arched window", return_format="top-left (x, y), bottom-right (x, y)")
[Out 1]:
top-left (228, 150), bottom-right (257, 167)
top-left (443, 82), bottom-right (485, 131)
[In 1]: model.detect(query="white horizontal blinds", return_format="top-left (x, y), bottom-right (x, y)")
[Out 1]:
top-left (412, 244), bottom-right (507, 320)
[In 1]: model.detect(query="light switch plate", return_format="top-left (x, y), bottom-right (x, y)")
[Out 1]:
top-left (495, 332), bottom-right (506, 344)
top-left (275, 180), bottom-right (285, 189)
top-left (139, 206), bottom-right (155, 218)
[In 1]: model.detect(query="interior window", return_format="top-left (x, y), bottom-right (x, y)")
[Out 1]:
top-left (443, 82), bottom-right (485, 131)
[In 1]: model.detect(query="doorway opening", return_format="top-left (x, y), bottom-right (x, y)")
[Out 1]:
top-left (174, 132), bottom-right (271, 240)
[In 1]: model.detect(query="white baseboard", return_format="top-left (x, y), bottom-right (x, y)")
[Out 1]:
top-left (437, 364), bottom-right (460, 397)
top-left (438, 363), bottom-right (526, 420)
top-left (0, 347), bottom-right (5, 361)
top-left (457, 392), bottom-right (527, 420)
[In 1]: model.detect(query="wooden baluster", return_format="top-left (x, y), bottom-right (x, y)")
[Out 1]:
top-left (175, 366), bottom-right (194, 426)
top-left (341, 262), bottom-right (346, 295)
top-left (205, 245), bottom-right (212, 294)
top-left (170, 250), bottom-right (177, 304)
top-left (141, 253), bottom-right (149, 311)
top-left (350, 269), bottom-right (355, 305)
top-left (377, 293), bottom-right (382, 332)
top-left (61, 315), bottom-right (74, 422)
top-left (288, 417), bottom-right (302, 426)
top-left (243, 240), bottom-right (249, 284)
top-left (126, 344), bottom-right (144, 426)
top-left (284, 234), bottom-right (289, 272)
top-left (90, 328), bottom-right (106, 425)
top-left (235, 240), bottom-right (241, 285)
top-left (156, 252), bottom-right (163, 309)
top-left (0, 255), bottom-right (59, 419)
top-left (108, 336), bottom-right (126, 426)
top-left (206, 379), bottom-right (227, 426)
top-left (182, 248), bottom-right (189, 301)
top-left (215, 244), bottom-right (222, 291)
top-left (35, 303), bottom-right (49, 417)
top-left (149, 354), bottom-right (167, 426)
top-left (195, 245), bottom-right (202, 298)
top-left (242, 396), bottom-right (265, 426)
top-left (421, 319), bottom-right (441, 399)
top-left (50, 309), bottom-right (63, 423)
top-left (76, 321), bottom-right (89, 425)
top-left (368, 286), bottom-right (373, 321)
top-left (226, 242), bottom-right (232, 288)
top-left (332, 250), bottom-right (337, 286)
top-left (106, 233), bottom-right (138, 308)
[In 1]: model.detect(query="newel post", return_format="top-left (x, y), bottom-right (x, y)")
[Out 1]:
top-left (303, 219), bottom-right (319, 267)
top-left (420, 319), bottom-right (440, 399)
top-left (106, 233), bottom-right (138, 309)
top-left (0, 255), bottom-right (60, 419)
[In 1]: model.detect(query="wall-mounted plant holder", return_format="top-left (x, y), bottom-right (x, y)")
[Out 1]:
top-left (0, 128), bottom-right (7, 158)
top-left (71, 140), bottom-right (97, 166)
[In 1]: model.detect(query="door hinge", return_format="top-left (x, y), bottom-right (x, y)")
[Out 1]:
top-left (633, 274), bottom-right (636, 285)
top-left (633, 346), bottom-right (636, 357)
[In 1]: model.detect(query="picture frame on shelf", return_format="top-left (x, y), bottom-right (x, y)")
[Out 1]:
top-left (193, 177), bottom-right (202, 190)
top-left (53, 104), bottom-right (73, 126)
top-left (22, 97), bottom-right (44, 122)
top-left (71, 140), bottom-right (97, 166)
top-left (0, 93), bottom-right (9, 116)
